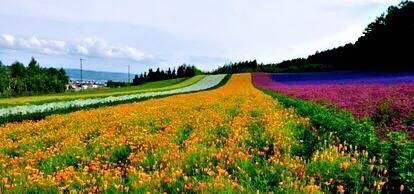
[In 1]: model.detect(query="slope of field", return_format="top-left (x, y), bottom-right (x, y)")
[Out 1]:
top-left (0, 74), bottom-right (388, 193)
top-left (0, 76), bottom-right (204, 107)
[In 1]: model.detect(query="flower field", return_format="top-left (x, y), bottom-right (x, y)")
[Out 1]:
top-left (0, 75), bottom-right (226, 124)
top-left (253, 72), bottom-right (414, 139)
top-left (0, 73), bottom-right (396, 193)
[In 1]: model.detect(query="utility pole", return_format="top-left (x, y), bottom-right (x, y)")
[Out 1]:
top-left (80, 58), bottom-right (84, 83)
top-left (128, 65), bottom-right (131, 83)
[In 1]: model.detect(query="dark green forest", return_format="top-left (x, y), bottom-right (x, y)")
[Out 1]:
top-left (214, 1), bottom-right (414, 74)
top-left (132, 64), bottom-right (202, 86)
top-left (106, 64), bottom-right (201, 88)
top-left (0, 58), bottom-right (69, 97)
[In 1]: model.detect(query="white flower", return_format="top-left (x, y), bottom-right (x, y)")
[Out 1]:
top-left (0, 75), bottom-right (227, 118)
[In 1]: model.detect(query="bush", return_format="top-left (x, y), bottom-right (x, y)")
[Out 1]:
top-left (385, 132), bottom-right (414, 192)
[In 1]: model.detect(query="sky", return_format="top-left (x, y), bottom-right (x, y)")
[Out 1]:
top-left (0, 0), bottom-right (402, 73)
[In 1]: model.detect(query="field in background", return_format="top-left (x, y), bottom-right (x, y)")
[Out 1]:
top-left (0, 76), bottom-right (204, 107)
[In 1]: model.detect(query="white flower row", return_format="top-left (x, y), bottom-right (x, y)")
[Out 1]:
top-left (0, 74), bottom-right (227, 118)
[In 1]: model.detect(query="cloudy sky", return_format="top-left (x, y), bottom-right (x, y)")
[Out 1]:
top-left (0, 0), bottom-right (401, 73)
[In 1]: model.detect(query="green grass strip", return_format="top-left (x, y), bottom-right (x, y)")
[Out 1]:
top-left (0, 76), bottom-right (204, 107)
top-left (0, 75), bottom-right (230, 125)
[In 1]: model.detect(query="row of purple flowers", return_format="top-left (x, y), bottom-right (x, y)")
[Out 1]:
top-left (253, 72), bottom-right (414, 139)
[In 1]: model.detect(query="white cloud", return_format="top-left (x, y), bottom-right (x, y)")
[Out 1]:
top-left (0, 34), bottom-right (152, 61)
top-left (0, 0), bottom-right (402, 70)
top-left (290, 22), bottom-right (367, 58)
top-left (316, 0), bottom-right (401, 6)
top-left (0, 34), bottom-right (15, 47)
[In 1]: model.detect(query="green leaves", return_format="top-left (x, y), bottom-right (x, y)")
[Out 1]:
top-left (262, 89), bottom-right (380, 154)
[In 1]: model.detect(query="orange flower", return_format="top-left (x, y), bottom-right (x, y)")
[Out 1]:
top-left (351, 157), bottom-right (357, 163)
top-left (340, 161), bottom-right (350, 169)
top-left (336, 185), bottom-right (345, 194)
top-left (198, 182), bottom-right (205, 190)
top-left (164, 177), bottom-right (171, 184)
top-left (1, 177), bottom-right (8, 184)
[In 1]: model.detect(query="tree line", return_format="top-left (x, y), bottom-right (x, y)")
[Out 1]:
top-left (212, 60), bottom-right (292, 74)
top-left (0, 58), bottom-right (69, 97)
top-left (212, 1), bottom-right (414, 74)
top-left (212, 60), bottom-right (258, 74)
top-left (132, 64), bottom-right (201, 86)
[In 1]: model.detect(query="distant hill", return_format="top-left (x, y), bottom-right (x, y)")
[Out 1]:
top-left (65, 69), bottom-right (135, 82)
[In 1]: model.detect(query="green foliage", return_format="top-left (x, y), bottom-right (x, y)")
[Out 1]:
top-left (39, 151), bottom-right (82, 174)
top-left (288, 123), bottom-right (319, 159)
top-left (201, 124), bottom-right (232, 149)
top-left (244, 120), bottom-right (276, 163)
top-left (306, 150), bottom-right (369, 193)
top-left (182, 149), bottom-right (211, 179)
top-left (386, 132), bottom-right (414, 192)
top-left (106, 80), bottom-right (131, 88)
top-left (212, 125), bottom-right (232, 146)
top-left (0, 57), bottom-right (69, 97)
top-left (262, 89), bottom-right (381, 154)
top-left (227, 106), bottom-right (241, 118)
top-left (174, 124), bottom-right (194, 146)
top-left (140, 151), bottom-right (165, 173)
top-left (371, 102), bottom-right (402, 128)
top-left (234, 159), bottom-right (285, 192)
top-left (160, 175), bottom-right (187, 194)
top-left (212, 60), bottom-right (258, 74)
top-left (133, 64), bottom-right (202, 85)
top-left (109, 144), bottom-right (133, 163)
top-left (248, 108), bottom-right (264, 118)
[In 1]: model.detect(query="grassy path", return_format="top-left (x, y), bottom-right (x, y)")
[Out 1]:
top-left (0, 76), bottom-right (204, 107)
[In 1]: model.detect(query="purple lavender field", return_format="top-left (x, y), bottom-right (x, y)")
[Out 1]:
top-left (253, 72), bottom-right (414, 139)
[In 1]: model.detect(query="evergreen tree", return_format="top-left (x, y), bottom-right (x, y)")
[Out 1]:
top-left (131, 64), bottom-right (201, 86)
top-left (167, 68), bottom-right (172, 79)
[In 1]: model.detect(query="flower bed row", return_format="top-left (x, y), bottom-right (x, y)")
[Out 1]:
top-left (253, 72), bottom-right (414, 139)
top-left (0, 74), bottom-right (227, 124)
